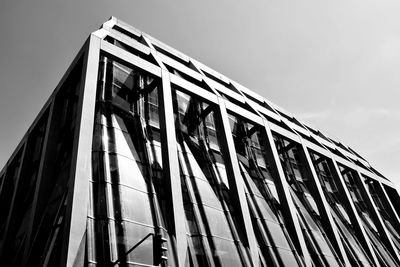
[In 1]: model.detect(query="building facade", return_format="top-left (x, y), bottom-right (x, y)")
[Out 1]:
top-left (1, 17), bottom-right (400, 267)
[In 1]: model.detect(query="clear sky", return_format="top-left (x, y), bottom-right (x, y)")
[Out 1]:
top-left (0, 0), bottom-right (399, 186)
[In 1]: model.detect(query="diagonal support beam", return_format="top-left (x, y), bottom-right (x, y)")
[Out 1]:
top-left (297, 144), bottom-right (351, 266)
top-left (379, 183), bottom-right (400, 234)
top-left (353, 168), bottom-right (400, 264)
top-left (261, 119), bottom-right (312, 267)
top-left (328, 159), bottom-right (380, 266)
top-left (215, 98), bottom-right (259, 267)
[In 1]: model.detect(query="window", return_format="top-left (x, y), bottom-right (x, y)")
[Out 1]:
top-left (205, 111), bottom-right (215, 130)
top-left (205, 112), bottom-right (219, 149)
top-left (148, 88), bottom-right (159, 126)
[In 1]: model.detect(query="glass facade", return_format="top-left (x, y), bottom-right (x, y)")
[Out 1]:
top-left (1, 17), bottom-right (400, 267)
top-left (0, 56), bottom-right (83, 266)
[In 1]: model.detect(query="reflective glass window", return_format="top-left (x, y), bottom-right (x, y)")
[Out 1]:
top-left (192, 177), bottom-right (222, 209)
top-left (120, 186), bottom-right (153, 225)
top-left (254, 196), bottom-right (277, 222)
top-left (266, 222), bottom-right (292, 249)
top-left (203, 207), bottom-right (233, 239)
top-left (109, 155), bottom-right (147, 191)
top-left (148, 88), bottom-right (159, 126)
top-left (123, 221), bottom-right (154, 265)
top-left (213, 238), bottom-right (242, 266)
top-left (277, 249), bottom-right (301, 266)
top-left (189, 236), bottom-right (210, 266)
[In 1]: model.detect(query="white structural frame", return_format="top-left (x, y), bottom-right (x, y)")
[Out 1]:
top-left (0, 17), bottom-right (399, 267)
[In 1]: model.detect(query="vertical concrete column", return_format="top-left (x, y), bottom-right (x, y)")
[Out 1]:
top-left (353, 168), bottom-right (400, 264)
top-left (328, 159), bottom-right (380, 266)
top-left (260, 119), bottom-right (312, 267)
top-left (158, 68), bottom-right (187, 267)
top-left (297, 143), bottom-right (351, 266)
top-left (61, 34), bottom-right (101, 267)
top-left (215, 98), bottom-right (259, 267)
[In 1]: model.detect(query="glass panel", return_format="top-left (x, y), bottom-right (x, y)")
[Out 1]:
top-left (91, 181), bottom-right (108, 218)
top-left (0, 149), bottom-right (23, 241)
top-left (90, 57), bottom-right (169, 266)
top-left (265, 222), bottom-right (292, 249)
top-left (150, 142), bottom-right (163, 168)
top-left (292, 190), bottom-right (341, 266)
top-left (277, 249), bottom-right (301, 266)
top-left (148, 88), bottom-right (160, 127)
top-left (25, 57), bottom-right (83, 266)
top-left (254, 196), bottom-right (277, 222)
top-left (192, 177), bottom-right (222, 209)
top-left (189, 236), bottom-right (209, 267)
top-left (112, 127), bottom-right (137, 160)
top-left (213, 237), bottom-right (242, 266)
top-left (240, 159), bottom-right (301, 266)
top-left (173, 88), bottom-right (253, 266)
top-left (336, 204), bottom-right (351, 224)
top-left (266, 182), bottom-right (280, 203)
top-left (332, 208), bottom-right (372, 266)
top-left (184, 208), bottom-right (199, 235)
top-left (363, 220), bottom-right (398, 267)
top-left (112, 155), bottom-right (147, 191)
top-left (203, 207), bottom-right (234, 239)
top-left (123, 221), bottom-right (154, 265)
top-left (120, 186), bottom-right (153, 225)
top-left (178, 144), bottom-right (206, 179)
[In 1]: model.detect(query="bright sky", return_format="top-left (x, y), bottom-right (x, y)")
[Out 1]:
top-left (0, 0), bottom-right (399, 186)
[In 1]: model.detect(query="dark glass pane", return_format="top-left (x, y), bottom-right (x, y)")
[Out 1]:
top-left (190, 236), bottom-right (209, 267)
top-left (91, 181), bottom-right (108, 218)
top-left (25, 56), bottom-right (83, 266)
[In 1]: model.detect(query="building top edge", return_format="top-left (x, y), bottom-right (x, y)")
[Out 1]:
top-left (100, 16), bottom-right (388, 182)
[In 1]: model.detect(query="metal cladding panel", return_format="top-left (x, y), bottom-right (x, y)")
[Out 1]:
top-left (0, 17), bottom-right (399, 267)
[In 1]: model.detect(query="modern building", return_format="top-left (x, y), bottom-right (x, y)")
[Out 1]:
top-left (1, 17), bottom-right (400, 267)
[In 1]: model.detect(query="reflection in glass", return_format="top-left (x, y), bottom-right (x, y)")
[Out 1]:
top-left (274, 135), bottom-right (343, 266)
top-left (310, 152), bottom-right (375, 266)
top-left (88, 56), bottom-right (173, 266)
top-left (173, 89), bottom-right (251, 266)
